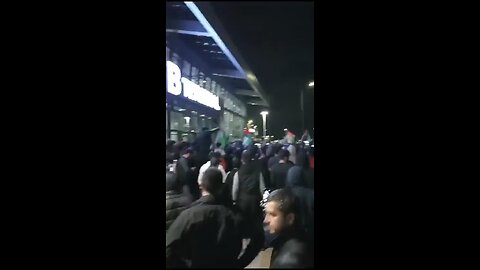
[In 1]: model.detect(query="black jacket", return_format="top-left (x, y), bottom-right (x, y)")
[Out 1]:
top-left (165, 191), bottom-right (191, 231)
top-left (175, 157), bottom-right (200, 201)
top-left (166, 195), bottom-right (243, 268)
top-left (268, 155), bottom-right (280, 170)
top-left (270, 229), bottom-right (313, 268)
top-left (286, 166), bottom-right (315, 244)
top-left (221, 168), bottom-right (238, 206)
top-left (270, 162), bottom-right (294, 190)
top-left (236, 162), bottom-right (263, 223)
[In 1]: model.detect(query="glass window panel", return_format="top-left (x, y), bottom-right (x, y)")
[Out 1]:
top-left (171, 52), bottom-right (180, 66)
top-left (205, 77), bottom-right (211, 92)
top-left (182, 60), bottom-right (191, 78)
top-left (199, 72), bottom-right (205, 88)
top-left (171, 110), bottom-right (187, 132)
top-left (191, 66), bottom-right (199, 84)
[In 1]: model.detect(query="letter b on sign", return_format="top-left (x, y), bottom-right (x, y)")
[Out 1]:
top-left (167, 61), bottom-right (182, 96)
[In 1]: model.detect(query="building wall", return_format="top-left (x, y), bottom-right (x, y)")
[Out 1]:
top-left (166, 45), bottom-right (246, 141)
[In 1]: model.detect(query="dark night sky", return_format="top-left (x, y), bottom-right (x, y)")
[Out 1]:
top-left (209, 1), bottom-right (314, 139)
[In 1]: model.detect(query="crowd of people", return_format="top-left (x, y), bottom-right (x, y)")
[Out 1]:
top-left (165, 127), bottom-right (314, 268)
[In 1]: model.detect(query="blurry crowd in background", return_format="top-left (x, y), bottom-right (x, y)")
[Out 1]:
top-left (166, 127), bottom-right (314, 268)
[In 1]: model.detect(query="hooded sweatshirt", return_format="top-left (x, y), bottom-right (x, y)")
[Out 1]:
top-left (286, 166), bottom-right (314, 243)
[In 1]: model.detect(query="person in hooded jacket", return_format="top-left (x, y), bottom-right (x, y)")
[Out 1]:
top-left (231, 150), bottom-right (266, 268)
top-left (270, 149), bottom-right (294, 190)
top-left (268, 143), bottom-right (282, 171)
top-left (295, 144), bottom-right (315, 190)
top-left (221, 156), bottom-right (241, 206)
top-left (286, 166), bottom-right (314, 246)
top-left (166, 172), bottom-right (191, 231)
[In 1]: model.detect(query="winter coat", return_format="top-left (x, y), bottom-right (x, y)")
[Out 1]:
top-left (270, 162), bottom-right (294, 190)
top-left (166, 195), bottom-right (243, 268)
top-left (165, 191), bottom-right (191, 231)
top-left (234, 162), bottom-right (264, 223)
top-left (176, 156), bottom-right (200, 201)
top-left (270, 229), bottom-right (313, 268)
top-left (286, 166), bottom-right (315, 244)
top-left (268, 155), bottom-right (280, 171)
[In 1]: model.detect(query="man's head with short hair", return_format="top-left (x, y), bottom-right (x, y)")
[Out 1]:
top-left (232, 156), bottom-right (241, 169)
top-left (210, 152), bottom-right (221, 167)
top-left (264, 189), bottom-right (299, 234)
top-left (241, 149), bottom-right (253, 164)
top-left (278, 149), bottom-right (290, 161)
top-left (200, 167), bottom-right (223, 196)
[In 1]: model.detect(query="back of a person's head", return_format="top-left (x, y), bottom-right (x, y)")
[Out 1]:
top-left (201, 168), bottom-right (223, 195)
top-left (274, 144), bottom-right (283, 155)
top-left (232, 156), bottom-right (241, 169)
top-left (216, 142), bottom-right (221, 148)
top-left (287, 166), bottom-right (306, 188)
top-left (278, 149), bottom-right (290, 160)
top-left (241, 150), bottom-right (253, 164)
top-left (210, 152), bottom-right (221, 167)
top-left (295, 151), bottom-right (308, 168)
top-left (166, 140), bottom-right (176, 151)
top-left (166, 171), bottom-right (182, 192)
top-left (247, 144), bottom-right (259, 159)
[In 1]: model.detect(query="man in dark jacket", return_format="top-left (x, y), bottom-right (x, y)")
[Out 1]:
top-left (264, 189), bottom-right (313, 268)
top-left (232, 150), bottom-right (265, 221)
top-left (286, 166), bottom-right (314, 246)
top-left (270, 149), bottom-right (294, 190)
top-left (192, 127), bottom-right (219, 167)
top-left (166, 168), bottom-right (244, 268)
top-left (175, 147), bottom-right (200, 201)
top-left (268, 143), bottom-right (282, 171)
top-left (231, 151), bottom-right (266, 267)
top-left (221, 156), bottom-right (241, 206)
top-left (165, 172), bottom-right (191, 231)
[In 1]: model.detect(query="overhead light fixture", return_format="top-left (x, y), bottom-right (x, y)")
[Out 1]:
top-left (200, 114), bottom-right (205, 117)
top-left (308, 81), bottom-right (314, 87)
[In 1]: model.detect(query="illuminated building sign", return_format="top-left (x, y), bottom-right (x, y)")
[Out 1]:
top-left (166, 61), bottom-right (221, 111)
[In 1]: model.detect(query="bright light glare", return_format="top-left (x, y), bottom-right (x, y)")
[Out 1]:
top-left (260, 111), bottom-right (268, 116)
top-left (308, 81), bottom-right (314, 87)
